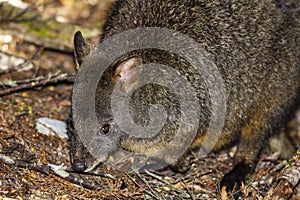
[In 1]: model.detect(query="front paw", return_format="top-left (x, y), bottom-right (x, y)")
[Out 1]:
top-left (168, 152), bottom-right (192, 173)
top-left (169, 161), bottom-right (191, 173)
top-left (220, 162), bottom-right (253, 199)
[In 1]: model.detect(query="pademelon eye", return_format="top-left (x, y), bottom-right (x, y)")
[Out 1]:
top-left (99, 123), bottom-right (111, 136)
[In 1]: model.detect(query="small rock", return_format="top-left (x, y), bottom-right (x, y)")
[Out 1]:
top-left (36, 117), bottom-right (67, 139)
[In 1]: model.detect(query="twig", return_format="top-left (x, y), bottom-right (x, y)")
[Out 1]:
top-left (0, 153), bottom-right (101, 190)
top-left (135, 172), bottom-right (161, 200)
top-left (0, 3), bottom-right (38, 24)
top-left (0, 47), bottom-right (42, 75)
top-left (0, 73), bottom-right (75, 96)
top-left (181, 178), bottom-right (195, 200)
top-left (126, 172), bottom-right (142, 188)
top-left (144, 169), bottom-right (193, 198)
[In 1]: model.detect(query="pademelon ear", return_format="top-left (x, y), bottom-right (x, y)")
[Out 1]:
top-left (73, 31), bottom-right (94, 70)
top-left (112, 56), bottom-right (143, 93)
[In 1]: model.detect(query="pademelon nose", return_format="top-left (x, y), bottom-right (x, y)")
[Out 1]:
top-left (72, 160), bottom-right (87, 172)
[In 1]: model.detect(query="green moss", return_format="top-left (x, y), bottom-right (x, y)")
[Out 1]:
top-left (18, 104), bottom-right (32, 115)
top-left (10, 100), bottom-right (17, 105)
top-left (25, 21), bottom-right (55, 38)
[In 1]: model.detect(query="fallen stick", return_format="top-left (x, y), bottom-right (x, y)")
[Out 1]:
top-left (0, 153), bottom-right (102, 190)
top-left (0, 73), bottom-right (75, 96)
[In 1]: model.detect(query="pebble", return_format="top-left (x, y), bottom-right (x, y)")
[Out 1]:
top-left (36, 117), bottom-right (68, 139)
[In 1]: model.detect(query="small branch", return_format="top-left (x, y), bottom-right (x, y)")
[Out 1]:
top-left (0, 46), bottom-right (42, 75)
top-left (135, 172), bottom-right (160, 200)
top-left (0, 154), bottom-right (101, 190)
top-left (0, 2), bottom-right (38, 24)
top-left (0, 73), bottom-right (75, 96)
top-left (144, 169), bottom-right (200, 199)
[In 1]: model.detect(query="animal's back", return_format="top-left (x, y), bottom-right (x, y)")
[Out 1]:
top-left (102, 0), bottom-right (300, 147)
